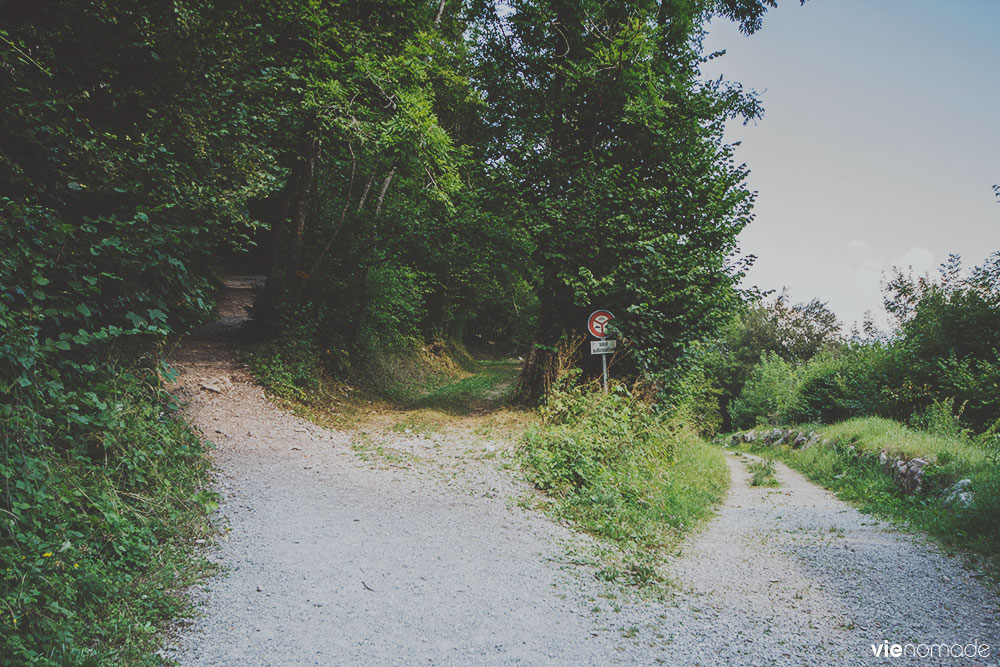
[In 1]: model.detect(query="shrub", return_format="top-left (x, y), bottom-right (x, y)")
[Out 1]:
top-left (728, 352), bottom-right (797, 429)
top-left (1, 368), bottom-right (213, 665)
top-left (909, 397), bottom-right (971, 439)
top-left (523, 380), bottom-right (728, 551)
top-left (786, 352), bottom-right (852, 424)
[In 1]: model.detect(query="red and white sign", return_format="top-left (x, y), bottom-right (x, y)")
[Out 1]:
top-left (587, 310), bottom-right (615, 339)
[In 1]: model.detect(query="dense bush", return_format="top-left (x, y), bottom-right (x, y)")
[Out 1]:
top-left (523, 375), bottom-right (728, 552)
top-left (1, 368), bottom-right (215, 665)
top-left (699, 294), bottom-right (843, 430)
top-left (1, 182), bottom-right (221, 666)
top-left (782, 352), bottom-right (854, 424)
top-left (719, 254), bottom-right (1000, 434)
top-left (728, 352), bottom-right (797, 429)
top-left (1, 3), bottom-right (270, 660)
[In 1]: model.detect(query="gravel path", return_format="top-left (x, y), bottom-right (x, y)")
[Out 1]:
top-left (164, 277), bottom-right (1000, 666)
top-left (664, 453), bottom-right (1000, 665)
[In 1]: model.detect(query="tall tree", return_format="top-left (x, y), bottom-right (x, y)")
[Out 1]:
top-left (467, 0), bottom-right (773, 399)
top-left (254, 1), bottom-right (467, 315)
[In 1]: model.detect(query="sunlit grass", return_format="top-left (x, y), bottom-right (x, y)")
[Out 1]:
top-left (523, 389), bottom-right (728, 586)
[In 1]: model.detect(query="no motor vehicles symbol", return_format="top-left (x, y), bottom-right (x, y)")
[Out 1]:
top-left (587, 310), bottom-right (614, 339)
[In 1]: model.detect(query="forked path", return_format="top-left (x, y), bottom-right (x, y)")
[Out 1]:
top-left (166, 278), bottom-right (1000, 665)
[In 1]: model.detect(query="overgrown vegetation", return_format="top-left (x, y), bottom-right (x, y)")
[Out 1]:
top-left (2, 3), bottom-right (249, 660)
top-left (702, 254), bottom-right (1000, 434)
top-left (732, 418), bottom-right (1000, 565)
top-left (0, 367), bottom-right (216, 665)
top-left (522, 374), bottom-right (728, 585)
top-left (747, 457), bottom-right (779, 487)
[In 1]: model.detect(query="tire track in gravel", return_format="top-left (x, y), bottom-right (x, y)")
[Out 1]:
top-left (163, 277), bottom-right (1000, 666)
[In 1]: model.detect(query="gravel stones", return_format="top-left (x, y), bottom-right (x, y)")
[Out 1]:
top-left (164, 280), bottom-right (1000, 665)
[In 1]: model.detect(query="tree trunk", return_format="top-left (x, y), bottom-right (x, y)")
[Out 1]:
top-left (259, 164), bottom-right (301, 315)
top-left (349, 265), bottom-right (371, 347)
top-left (301, 150), bottom-right (360, 287)
top-left (515, 269), bottom-right (566, 402)
top-left (515, 2), bottom-right (581, 403)
top-left (285, 136), bottom-right (321, 283)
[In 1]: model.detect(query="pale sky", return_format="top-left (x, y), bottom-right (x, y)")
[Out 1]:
top-left (702, 0), bottom-right (1000, 332)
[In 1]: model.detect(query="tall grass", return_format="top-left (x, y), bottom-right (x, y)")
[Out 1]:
top-left (819, 417), bottom-right (994, 466)
top-left (748, 457), bottom-right (779, 487)
top-left (522, 383), bottom-right (728, 581)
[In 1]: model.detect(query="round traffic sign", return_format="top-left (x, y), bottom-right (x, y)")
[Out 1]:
top-left (587, 310), bottom-right (615, 339)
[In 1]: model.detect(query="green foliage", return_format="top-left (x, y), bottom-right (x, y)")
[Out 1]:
top-left (714, 254), bottom-right (1000, 433)
top-left (699, 293), bottom-right (843, 429)
top-left (783, 352), bottom-right (853, 425)
top-left (665, 366), bottom-right (725, 437)
top-left (815, 418), bottom-right (991, 468)
top-left (1, 0), bottom-right (788, 653)
top-left (363, 265), bottom-right (434, 352)
top-left (1, 3), bottom-right (275, 659)
top-left (523, 379), bottom-right (728, 555)
top-left (1, 371), bottom-right (213, 665)
top-left (255, 0), bottom-right (538, 364)
top-left (467, 0), bottom-right (778, 397)
top-left (875, 254), bottom-right (1000, 431)
top-left (728, 352), bottom-right (797, 429)
top-left (910, 397), bottom-right (972, 440)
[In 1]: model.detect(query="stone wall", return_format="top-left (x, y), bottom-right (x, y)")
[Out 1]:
top-left (726, 428), bottom-right (972, 506)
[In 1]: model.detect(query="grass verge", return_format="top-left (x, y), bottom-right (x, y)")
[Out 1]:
top-left (240, 336), bottom-right (520, 427)
top-left (731, 417), bottom-right (1000, 568)
top-left (522, 384), bottom-right (728, 587)
top-left (1, 368), bottom-right (215, 665)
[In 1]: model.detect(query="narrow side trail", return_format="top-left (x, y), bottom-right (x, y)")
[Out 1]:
top-left (166, 278), bottom-right (1000, 666)
top-left (664, 453), bottom-right (1000, 664)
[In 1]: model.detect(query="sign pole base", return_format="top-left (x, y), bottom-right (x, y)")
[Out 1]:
top-left (602, 352), bottom-right (608, 393)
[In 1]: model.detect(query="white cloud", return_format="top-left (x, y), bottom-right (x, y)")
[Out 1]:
top-left (890, 247), bottom-right (935, 274)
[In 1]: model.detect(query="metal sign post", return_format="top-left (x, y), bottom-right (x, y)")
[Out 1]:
top-left (587, 310), bottom-right (615, 393)
top-left (602, 349), bottom-right (608, 394)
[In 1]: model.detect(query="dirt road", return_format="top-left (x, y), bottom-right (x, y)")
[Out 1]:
top-left (165, 277), bottom-right (1000, 665)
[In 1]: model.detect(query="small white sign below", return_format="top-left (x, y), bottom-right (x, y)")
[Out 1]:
top-left (590, 339), bottom-right (617, 355)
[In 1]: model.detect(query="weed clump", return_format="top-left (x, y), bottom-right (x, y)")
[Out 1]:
top-left (522, 375), bottom-right (728, 580)
top-left (748, 457), bottom-right (780, 487)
